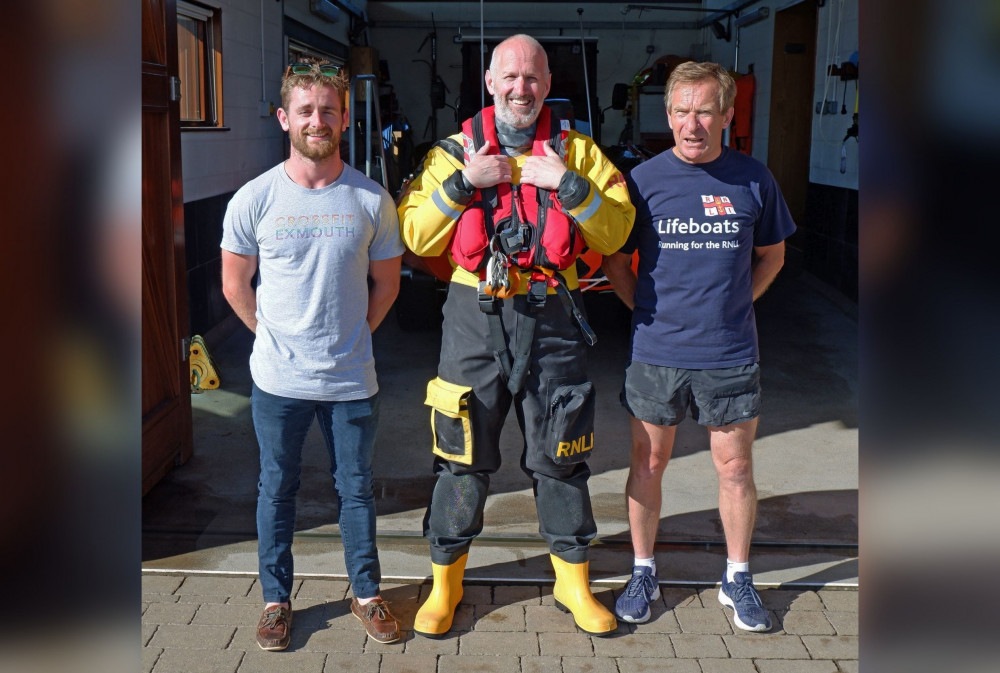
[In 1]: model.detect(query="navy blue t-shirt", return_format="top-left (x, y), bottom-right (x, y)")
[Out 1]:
top-left (621, 147), bottom-right (796, 369)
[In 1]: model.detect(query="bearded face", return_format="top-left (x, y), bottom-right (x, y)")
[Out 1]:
top-left (278, 84), bottom-right (347, 162)
top-left (485, 39), bottom-right (551, 129)
top-left (492, 89), bottom-right (543, 128)
top-left (288, 121), bottom-right (339, 161)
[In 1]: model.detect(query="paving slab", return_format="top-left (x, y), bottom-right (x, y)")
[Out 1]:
top-left (668, 633), bottom-right (728, 659)
top-left (780, 609), bottom-right (836, 635)
top-left (672, 606), bottom-right (733, 635)
top-left (723, 633), bottom-right (811, 659)
top-left (437, 655), bottom-right (522, 673)
top-left (561, 656), bottom-right (621, 673)
top-left (800, 634), bottom-right (860, 660)
top-left (473, 604), bottom-right (526, 631)
top-left (698, 660), bottom-right (760, 673)
top-left (755, 661), bottom-right (840, 673)
top-left (457, 630), bottom-right (540, 656)
top-left (617, 659), bottom-right (702, 673)
top-left (147, 624), bottom-right (236, 650)
top-left (378, 653), bottom-right (439, 673)
top-left (823, 610), bottom-right (858, 636)
top-left (593, 632), bottom-right (679, 658)
top-left (149, 648), bottom-right (243, 673)
top-left (322, 652), bottom-right (382, 673)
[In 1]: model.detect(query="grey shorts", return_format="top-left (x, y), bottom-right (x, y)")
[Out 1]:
top-left (621, 361), bottom-right (761, 427)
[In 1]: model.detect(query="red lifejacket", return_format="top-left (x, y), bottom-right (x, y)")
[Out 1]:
top-left (450, 105), bottom-right (584, 275)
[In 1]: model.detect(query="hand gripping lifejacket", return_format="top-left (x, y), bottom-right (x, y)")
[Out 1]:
top-left (451, 106), bottom-right (596, 395)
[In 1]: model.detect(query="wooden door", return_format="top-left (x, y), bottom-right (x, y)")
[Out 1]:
top-left (142, 0), bottom-right (192, 495)
top-left (766, 1), bottom-right (818, 225)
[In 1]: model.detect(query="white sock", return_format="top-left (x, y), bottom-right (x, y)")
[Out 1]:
top-left (726, 560), bottom-right (749, 582)
top-left (356, 596), bottom-right (379, 605)
top-left (634, 557), bottom-right (656, 574)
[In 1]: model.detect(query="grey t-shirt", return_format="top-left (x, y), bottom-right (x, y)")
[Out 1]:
top-left (221, 163), bottom-right (404, 401)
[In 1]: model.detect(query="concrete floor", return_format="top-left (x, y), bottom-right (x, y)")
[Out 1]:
top-left (142, 270), bottom-right (858, 589)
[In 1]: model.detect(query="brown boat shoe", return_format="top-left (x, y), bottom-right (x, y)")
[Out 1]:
top-left (255, 603), bottom-right (292, 651)
top-left (350, 596), bottom-right (401, 643)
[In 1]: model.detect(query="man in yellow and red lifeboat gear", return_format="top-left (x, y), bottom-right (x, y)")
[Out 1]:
top-left (398, 34), bottom-right (635, 638)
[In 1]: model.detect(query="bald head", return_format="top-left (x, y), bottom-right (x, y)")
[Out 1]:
top-left (489, 34), bottom-right (549, 75)
top-left (485, 34), bottom-right (552, 128)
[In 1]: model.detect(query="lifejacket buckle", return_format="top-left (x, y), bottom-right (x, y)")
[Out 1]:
top-left (496, 225), bottom-right (523, 255)
top-left (527, 278), bottom-right (548, 311)
top-left (494, 218), bottom-right (531, 256)
top-left (518, 222), bottom-right (532, 251)
top-left (478, 281), bottom-right (498, 312)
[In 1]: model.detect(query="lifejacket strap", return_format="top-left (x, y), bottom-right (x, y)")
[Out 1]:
top-left (490, 313), bottom-right (514, 385)
top-left (472, 111), bottom-right (487, 155)
top-left (477, 284), bottom-right (514, 385)
top-left (506, 263), bottom-right (560, 396)
top-left (506, 311), bottom-right (537, 395)
top-left (552, 274), bottom-right (598, 347)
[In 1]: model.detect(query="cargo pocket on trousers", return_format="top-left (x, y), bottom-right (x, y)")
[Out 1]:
top-left (710, 389), bottom-right (761, 426)
top-left (545, 381), bottom-right (596, 466)
top-left (425, 377), bottom-right (474, 465)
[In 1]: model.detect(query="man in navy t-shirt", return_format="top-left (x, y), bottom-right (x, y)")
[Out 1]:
top-left (603, 61), bottom-right (795, 632)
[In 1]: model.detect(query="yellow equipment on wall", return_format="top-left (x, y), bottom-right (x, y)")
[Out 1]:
top-left (189, 335), bottom-right (220, 392)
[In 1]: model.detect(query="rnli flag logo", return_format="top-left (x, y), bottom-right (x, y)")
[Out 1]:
top-left (702, 195), bottom-right (736, 217)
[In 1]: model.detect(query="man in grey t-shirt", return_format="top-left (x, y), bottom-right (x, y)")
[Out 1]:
top-left (221, 61), bottom-right (404, 650)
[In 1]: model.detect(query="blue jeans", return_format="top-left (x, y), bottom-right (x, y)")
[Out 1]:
top-left (251, 384), bottom-right (382, 603)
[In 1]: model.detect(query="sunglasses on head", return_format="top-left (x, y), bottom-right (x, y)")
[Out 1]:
top-left (284, 62), bottom-right (340, 77)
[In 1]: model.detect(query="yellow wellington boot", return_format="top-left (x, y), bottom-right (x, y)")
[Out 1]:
top-left (550, 554), bottom-right (617, 636)
top-left (413, 553), bottom-right (468, 638)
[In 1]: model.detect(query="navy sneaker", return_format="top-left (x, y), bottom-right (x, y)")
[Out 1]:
top-left (614, 566), bottom-right (660, 623)
top-left (719, 571), bottom-right (772, 632)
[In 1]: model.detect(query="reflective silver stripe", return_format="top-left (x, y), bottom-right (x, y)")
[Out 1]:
top-left (575, 191), bottom-right (602, 223)
top-left (432, 188), bottom-right (464, 220)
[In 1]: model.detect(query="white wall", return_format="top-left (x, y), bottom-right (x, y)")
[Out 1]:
top-left (706, 0), bottom-right (858, 190)
top-left (810, 0), bottom-right (859, 190)
top-left (180, 0), bottom-right (358, 203)
top-left (703, 4), bottom-right (775, 167)
top-left (700, 1), bottom-right (788, 171)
